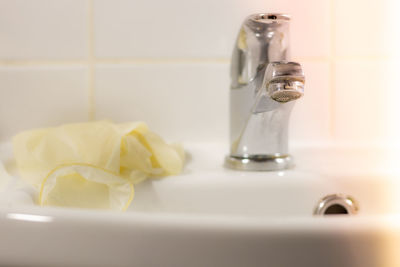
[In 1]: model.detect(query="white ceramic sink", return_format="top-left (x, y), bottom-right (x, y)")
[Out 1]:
top-left (1, 142), bottom-right (400, 267)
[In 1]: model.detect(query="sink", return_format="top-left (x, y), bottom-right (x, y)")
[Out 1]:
top-left (1, 142), bottom-right (400, 267)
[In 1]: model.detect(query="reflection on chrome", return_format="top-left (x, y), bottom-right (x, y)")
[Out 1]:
top-left (7, 213), bottom-right (53, 223)
top-left (314, 194), bottom-right (359, 216)
top-left (225, 13), bottom-right (305, 171)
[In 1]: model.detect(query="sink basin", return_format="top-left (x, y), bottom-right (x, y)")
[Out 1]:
top-left (1, 142), bottom-right (400, 267)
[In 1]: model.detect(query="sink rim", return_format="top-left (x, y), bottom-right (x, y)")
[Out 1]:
top-left (1, 205), bottom-right (400, 234)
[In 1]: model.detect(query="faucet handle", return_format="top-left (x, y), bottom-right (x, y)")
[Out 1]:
top-left (264, 61), bottom-right (305, 103)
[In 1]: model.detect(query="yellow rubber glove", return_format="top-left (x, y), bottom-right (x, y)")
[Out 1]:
top-left (13, 121), bottom-right (184, 210)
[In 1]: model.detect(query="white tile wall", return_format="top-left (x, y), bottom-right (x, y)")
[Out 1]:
top-left (335, 0), bottom-right (399, 58)
top-left (93, 0), bottom-right (330, 59)
top-left (0, 66), bottom-right (89, 140)
top-left (289, 61), bottom-right (331, 142)
top-left (95, 63), bottom-right (229, 142)
top-left (334, 60), bottom-right (398, 143)
top-left (0, 0), bottom-right (88, 60)
top-left (0, 0), bottom-right (398, 145)
top-left (383, 60), bottom-right (400, 142)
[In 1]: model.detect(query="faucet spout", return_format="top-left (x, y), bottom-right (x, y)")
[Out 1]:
top-left (226, 14), bottom-right (305, 171)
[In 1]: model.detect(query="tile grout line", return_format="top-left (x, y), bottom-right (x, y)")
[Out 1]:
top-left (94, 58), bottom-right (230, 64)
top-left (0, 58), bottom-right (230, 65)
top-left (329, 0), bottom-right (336, 140)
top-left (0, 56), bottom-right (392, 67)
top-left (0, 60), bottom-right (88, 66)
top-left (88, 0), bottom-right (95, 120)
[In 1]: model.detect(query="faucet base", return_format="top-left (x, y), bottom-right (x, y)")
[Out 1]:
top-left (224, 155), bottom-right (293, 171)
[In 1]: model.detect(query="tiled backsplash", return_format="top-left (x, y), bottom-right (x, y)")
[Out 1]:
top-left (0, 0), bottom-right (398, 144)
top-left (0, 0), bottom-right (88, 60)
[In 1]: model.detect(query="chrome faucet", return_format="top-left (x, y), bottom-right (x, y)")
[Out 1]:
top-left (225, 13), bottom-right (305, 171)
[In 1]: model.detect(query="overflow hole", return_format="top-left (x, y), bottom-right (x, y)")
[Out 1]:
top-left (324, 204), bottom-right (349, 215)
